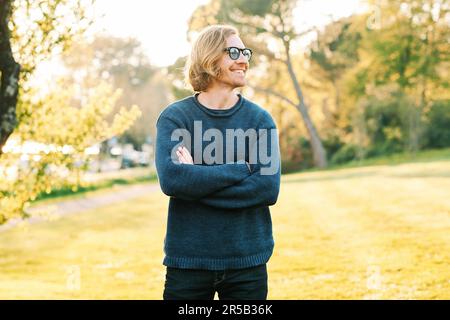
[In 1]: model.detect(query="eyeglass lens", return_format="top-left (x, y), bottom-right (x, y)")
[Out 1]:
top-left (229, 47), bottom-right (251, 61)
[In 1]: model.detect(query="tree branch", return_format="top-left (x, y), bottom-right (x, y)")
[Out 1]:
top-left (250, 84), bottom-right (297, 108)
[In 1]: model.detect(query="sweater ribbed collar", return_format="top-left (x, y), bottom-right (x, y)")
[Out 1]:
top-left (192, 92), bottom-right (244, 117)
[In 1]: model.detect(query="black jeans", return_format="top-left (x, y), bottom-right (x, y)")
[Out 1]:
top-left (163, 264), bottom-right (268, 300)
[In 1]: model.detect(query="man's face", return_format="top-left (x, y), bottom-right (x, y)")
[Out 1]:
top-left (215, 34), bottom-right (249, 89)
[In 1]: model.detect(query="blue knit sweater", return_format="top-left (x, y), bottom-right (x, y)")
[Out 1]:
top-left (155, 92), bottom-right (281, 270)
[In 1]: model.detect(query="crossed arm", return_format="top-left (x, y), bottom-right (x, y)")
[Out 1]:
top-left (155, 116), bottom-right (251, 201)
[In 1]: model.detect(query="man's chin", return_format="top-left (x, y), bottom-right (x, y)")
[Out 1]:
top-left (218, 78), bottom-right (246, 89)
top-left (233, 80), bottom-right (246, 88)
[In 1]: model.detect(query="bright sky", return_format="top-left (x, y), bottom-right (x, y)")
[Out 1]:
top-left (91, 0), bottom-right (368, 67)
top-left (92, 0), bottom-right (210, 67)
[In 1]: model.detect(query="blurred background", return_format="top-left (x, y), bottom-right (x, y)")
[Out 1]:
top-left (0, 0), bottom-right (449, 299)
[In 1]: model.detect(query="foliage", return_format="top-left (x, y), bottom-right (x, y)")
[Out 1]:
top-left (61, 35), bottom-right (170, 149)
top-left (0, 81), bottom-right (141, 225)
top-left (352, 84), bottom-right (421, 157)
top-left (10, 0), bottom-right (95, 80)
top-left (0, 1), bottom-right (146, 224)
top-left (423, 99), bottom-right (450, 148)
top-left (330, 143), bottom-right (359, 164)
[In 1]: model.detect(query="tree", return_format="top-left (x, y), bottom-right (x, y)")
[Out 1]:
top-left (308, 17), bottom-right (361, 116)
top-left (362, 0), bottom-right (450, 152)
top-left (0, 0), bottom-right (141, 224)
top-left (62, 35), bottom-right (171, 149)
top-left (1, 0), bottom-right (94, 154)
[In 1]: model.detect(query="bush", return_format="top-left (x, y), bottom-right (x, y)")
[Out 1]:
top-left (280, 160), bottom-right (305, 174)
top-left (330, 144), bottom-right (359, 164)
top-left (424, 100), bottom-right (450, 148)
top-left (280, 136), bottom-right (314, 173)
top-left (322, 134), bottom-right (345, 163)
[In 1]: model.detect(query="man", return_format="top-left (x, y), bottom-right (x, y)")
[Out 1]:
top-left (155, 24), bottom-right (281, 300)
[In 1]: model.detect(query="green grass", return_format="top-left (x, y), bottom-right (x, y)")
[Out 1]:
top-left (0, 192), bottom-right (168, 299)
top-left (0, 153), bottom-right (449, 299)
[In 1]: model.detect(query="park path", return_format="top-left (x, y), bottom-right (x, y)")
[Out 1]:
top-left (0, 182), bottom-right (160, 233)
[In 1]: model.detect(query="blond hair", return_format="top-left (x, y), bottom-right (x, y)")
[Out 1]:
top-left (184, 25), bottom-right (238, 92)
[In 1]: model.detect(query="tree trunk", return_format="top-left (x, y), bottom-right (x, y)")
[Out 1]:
top-left (0, 0), bottom-right (21, 156)
top-left (284, 40), bottom-right (327, 168)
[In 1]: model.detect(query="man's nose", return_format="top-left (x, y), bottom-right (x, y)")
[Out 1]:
top-left (237, 51), bottom-right (249, 63)
top-left (237, 53), bottom-right (249, 65)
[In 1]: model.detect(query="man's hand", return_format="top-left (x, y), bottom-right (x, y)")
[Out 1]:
top-left (176, 146), bottom-right (194, 164)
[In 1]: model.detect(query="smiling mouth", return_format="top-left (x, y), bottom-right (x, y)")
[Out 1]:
top-left (231, 70), bottom-right (245, 76)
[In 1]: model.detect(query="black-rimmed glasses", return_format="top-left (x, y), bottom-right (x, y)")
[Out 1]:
top-left (223, 47), bottom-right (252, 62)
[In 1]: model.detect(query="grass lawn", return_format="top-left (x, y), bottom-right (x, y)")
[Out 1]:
top-left (0, 159), bottom-right (449, 299)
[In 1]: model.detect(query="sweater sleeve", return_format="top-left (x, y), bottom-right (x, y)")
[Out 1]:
top-left (197, 113), bottom-right (281, 210)
top-left (155, 115), bottom-right (251, 200)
